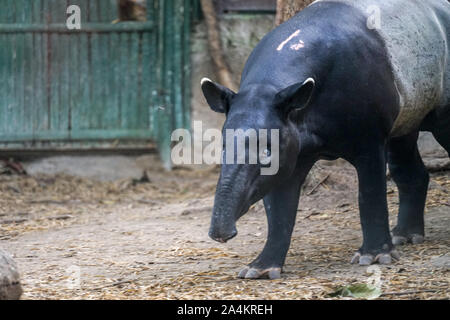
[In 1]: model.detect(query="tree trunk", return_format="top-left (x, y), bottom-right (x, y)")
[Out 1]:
top-left (200, 0), bottom-right (237, 91)
top-left (0, 250), bottom-right (22, 300)
top-left (275, 0), bottom-right (315, 26)
top-left (118, 0), bottom-right (147, 22)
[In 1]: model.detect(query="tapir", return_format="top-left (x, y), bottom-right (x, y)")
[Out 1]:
top-left (201, 0), bottom-right (449, 279)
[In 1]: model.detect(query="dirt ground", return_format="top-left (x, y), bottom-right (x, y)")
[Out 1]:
top-left (0, 155), bottom-right (448, 300)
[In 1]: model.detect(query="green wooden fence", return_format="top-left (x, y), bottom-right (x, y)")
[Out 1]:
top-left (0, 0), bottom-right (192, 167)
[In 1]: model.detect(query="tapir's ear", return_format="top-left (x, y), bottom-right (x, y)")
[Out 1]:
top-left (201, 78), bottom-right (236, 114)
top-left (274, 77), bottom-right (315, 116)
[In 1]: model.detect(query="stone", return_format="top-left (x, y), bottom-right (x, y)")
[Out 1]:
top-left (431, 254), bottom-right (450, 271)
top-left (0, 249), bottom-right (22, 300)
top-left (418, 132), bottom-right (448, 158)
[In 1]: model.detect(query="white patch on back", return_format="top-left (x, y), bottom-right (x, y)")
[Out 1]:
top-left (290, 40), bottom-right (305, 50)
top-left (310, 0), bottom-right (449, 136)
top-left (277, 29), bottom-right (302, 51)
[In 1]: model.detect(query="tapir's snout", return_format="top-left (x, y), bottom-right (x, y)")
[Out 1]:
top-left (209, 163), bottom-right (258, 244)
top-left (208, 225), bottom-right (237, 243)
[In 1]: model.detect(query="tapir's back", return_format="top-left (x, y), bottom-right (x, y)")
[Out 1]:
top-left (311, 0), bottom-right (450, 136)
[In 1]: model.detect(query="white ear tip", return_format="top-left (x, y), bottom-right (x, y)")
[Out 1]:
top-left (303, 77), bottom-right (315, 85)
top-left (201, 77), bottom-right (212, 86)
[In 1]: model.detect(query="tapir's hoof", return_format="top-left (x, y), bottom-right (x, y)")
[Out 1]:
top-left (392, 234), bottom-right (424, 246)
top-left (238, 266), bottom-right (281, 279)
top-left (350, 250), bottom-right (400, 265)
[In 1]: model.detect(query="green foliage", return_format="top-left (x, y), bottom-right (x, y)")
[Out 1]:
top-left (328, 283), bottom-right (382, 300)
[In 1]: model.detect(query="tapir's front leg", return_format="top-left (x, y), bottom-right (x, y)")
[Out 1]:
top-left (351, 145), bottom-right (399, 265)
top-left (238, 159), bottom-right (315, 279)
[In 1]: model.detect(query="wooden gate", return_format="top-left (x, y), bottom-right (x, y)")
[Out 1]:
top-left (0, 0), bottom-right (192, 167)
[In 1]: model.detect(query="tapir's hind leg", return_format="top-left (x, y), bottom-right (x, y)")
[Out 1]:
top-left (351, 144), bottom-right (399, 265)
top-left (388, 131), bottom-right (429, 245)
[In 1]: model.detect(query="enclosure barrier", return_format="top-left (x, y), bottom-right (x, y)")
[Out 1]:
top-left (0, 0), bottom-right (193, 168)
